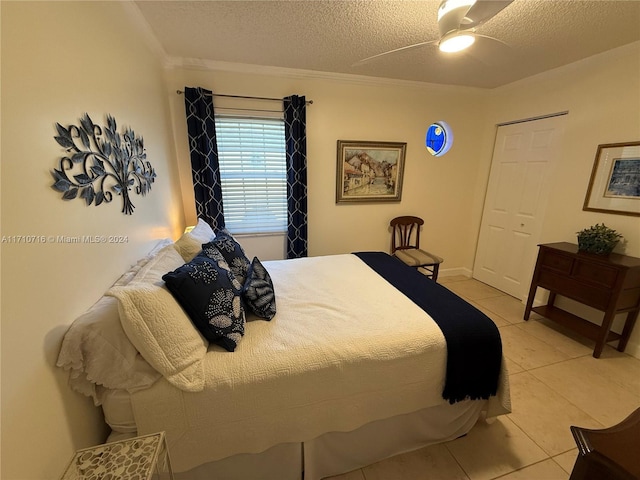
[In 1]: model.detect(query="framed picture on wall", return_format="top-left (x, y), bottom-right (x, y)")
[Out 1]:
top-left (336, 140), bottom-right (406, 203)
top-left (583, 141), bottom-right (640, 217)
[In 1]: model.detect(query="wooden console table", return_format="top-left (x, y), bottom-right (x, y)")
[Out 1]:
top-left (524, 242), bottom-right (640, 358)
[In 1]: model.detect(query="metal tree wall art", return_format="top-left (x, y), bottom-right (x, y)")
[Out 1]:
top-left (51, 113), bottom-right (156, 215)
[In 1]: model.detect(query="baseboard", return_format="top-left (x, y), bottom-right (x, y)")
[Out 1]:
top-left (439, 267), bottom-right (473, 278)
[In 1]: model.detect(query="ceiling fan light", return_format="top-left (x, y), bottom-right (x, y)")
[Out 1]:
top-left (439, 33), bottom-right (475, 52)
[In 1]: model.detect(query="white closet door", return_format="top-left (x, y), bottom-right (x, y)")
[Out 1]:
top-left (474, 114), bottom-right (567, 299)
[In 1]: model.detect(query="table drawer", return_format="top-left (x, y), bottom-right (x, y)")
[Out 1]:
top-left (538, 270), bottom-right (611, 310)
top-left (573, 259), bottom-right (619, 288)
top-left (540, 250), bottom-right (574, 274)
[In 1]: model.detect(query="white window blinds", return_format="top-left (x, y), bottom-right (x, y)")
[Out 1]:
top-left (215, 116), bottom-right (287, 234)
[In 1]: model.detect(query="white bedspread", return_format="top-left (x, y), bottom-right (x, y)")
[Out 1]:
top-left (130, 254), bottom-right (509, 472)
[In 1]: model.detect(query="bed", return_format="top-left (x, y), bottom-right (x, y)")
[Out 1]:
top-left (57, 220), bottom-right (511, 480)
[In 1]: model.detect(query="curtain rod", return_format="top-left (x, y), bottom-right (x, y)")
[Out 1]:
top-left (216, 106), bottom-right (283, 113)
top-left (176, 90), bottom-right (313, 105)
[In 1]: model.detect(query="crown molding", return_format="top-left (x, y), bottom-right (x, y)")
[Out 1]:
top-left (164, 56), bottom-right (488, 95)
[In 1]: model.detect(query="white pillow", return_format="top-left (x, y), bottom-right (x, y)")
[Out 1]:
top-left (56, 241), bottom-right (174, 404)
top-left (173, 218), bottom-right (215, 262)
top-left (113, 238), bottom-right (174, 286)
top-left (107, 245), bottom-right (208, 392)
top-left (56, 295), bottom-right (161, 405)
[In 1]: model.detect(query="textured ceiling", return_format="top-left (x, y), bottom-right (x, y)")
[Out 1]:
top-left (135, 0), bottom-right (640, 89)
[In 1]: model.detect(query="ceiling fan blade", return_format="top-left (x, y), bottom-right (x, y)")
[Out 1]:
top-left (460, 0), bottom-right (514, 30)
top-left (473, 32), bottom-right (510, 49)
top-left (352, 40), bottom-right (438, 66)
top-left (461, 34), bottom-right (513, 67)
top-left (438, 1), bottom-right (475, 38)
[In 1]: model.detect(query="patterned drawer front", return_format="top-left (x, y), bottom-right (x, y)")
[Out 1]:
top-left (540, 250), bottom-right (574, 274)
top-left (573, 260), bottom-right (619, 288)
top-left (538, 270), bottom-right (611, 310)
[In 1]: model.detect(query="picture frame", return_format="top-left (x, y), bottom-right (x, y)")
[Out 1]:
top-left (336, 140), bottom-right (406, 203)
top-left (583, 141), bottom-right (640, 217)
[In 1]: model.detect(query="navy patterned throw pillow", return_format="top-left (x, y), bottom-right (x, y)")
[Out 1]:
top-left (162, 251), bottom-right (245, 352)
top-left (243, 257), bottom-right (276, 320)
top-left (204, 229), bottom-right (250, 285)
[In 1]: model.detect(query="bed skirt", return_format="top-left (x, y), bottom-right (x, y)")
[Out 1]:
top-left (167, 399), bottom-right (487, 480)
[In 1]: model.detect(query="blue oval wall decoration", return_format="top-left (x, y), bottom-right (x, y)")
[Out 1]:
top-left (51, 113), bottom-right (156, 215)
top-left (425, 121), bottom-right (453, 157)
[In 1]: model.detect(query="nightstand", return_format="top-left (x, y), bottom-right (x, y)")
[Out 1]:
top-left (60, 432), bottom-right (173, 480)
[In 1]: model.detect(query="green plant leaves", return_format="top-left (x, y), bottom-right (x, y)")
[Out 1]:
top-left (576, 223), bottom-right (623, 254)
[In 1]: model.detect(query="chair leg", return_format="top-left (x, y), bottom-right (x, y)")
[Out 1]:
top-left (432, 264), bottom-right (439, 282)
top-left (417, 264), bottom-right (439, 281)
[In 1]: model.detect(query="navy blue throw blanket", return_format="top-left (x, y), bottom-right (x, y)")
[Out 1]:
top-left (354, 252), bottom-right (502, 404)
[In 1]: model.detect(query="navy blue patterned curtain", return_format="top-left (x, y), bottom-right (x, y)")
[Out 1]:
top-left (184, 87), bottom-right (225, 230)
top-left (284, 95), bottom-right (308, 259)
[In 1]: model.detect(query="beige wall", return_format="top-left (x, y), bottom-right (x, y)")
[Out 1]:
top-left (166, 66), bottom-right (491, 270)
top-left (482, 42), bottom-right (640, 357)
top-left (484, 42), bottom-right (639, 255)
top-left (1, 2), bottom-right (183, 479)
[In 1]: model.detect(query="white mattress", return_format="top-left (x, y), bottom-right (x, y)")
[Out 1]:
top-left (128, 254), bottom-right (510, 472)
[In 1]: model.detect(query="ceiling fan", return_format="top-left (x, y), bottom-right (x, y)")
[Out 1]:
top-left (354, 0), bottom-right (514, 65)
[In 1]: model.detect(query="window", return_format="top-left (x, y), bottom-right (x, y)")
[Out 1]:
top-left (215, 116), bottom-right (287, 235)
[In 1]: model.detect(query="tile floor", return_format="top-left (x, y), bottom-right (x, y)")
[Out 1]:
top-left (327, 276), bottom-right (640, 480)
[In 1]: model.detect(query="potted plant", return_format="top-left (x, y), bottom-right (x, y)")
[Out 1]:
top-left (576, 223), bottom-right (623, 255)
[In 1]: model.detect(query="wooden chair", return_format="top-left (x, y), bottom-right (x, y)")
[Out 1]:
top-left (390, 216), bottom-right (443, 281)
top-left (569, 407), bottom-right (640, 480)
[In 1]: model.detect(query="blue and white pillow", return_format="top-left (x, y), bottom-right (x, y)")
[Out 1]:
top-left (162, 251), bottom-right (245, 352)
top-left (204, 229), bottom-right (250, 285)
top-left (243, 257), bottom-right (276, 320)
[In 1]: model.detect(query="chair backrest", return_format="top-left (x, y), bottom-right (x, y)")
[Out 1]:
top-left (390, 216), bottom-right (424, 253)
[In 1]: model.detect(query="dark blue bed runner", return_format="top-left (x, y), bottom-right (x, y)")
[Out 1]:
top-left (354, 251), bottom-right (502, 404)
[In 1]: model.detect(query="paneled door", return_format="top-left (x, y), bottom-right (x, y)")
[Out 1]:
top-left (473, 114), bottom-right (567, 300)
